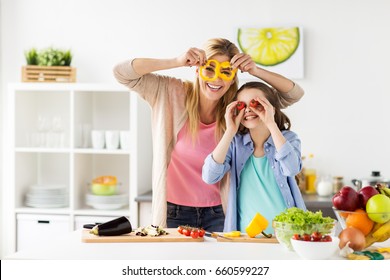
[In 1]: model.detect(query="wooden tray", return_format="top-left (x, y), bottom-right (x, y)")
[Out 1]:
top-left (22, 65), bottom-right (76, 83)
top-left (81, 228), bottom-right (204, 243)
top-left (215, 233), bottom-right (279, 243)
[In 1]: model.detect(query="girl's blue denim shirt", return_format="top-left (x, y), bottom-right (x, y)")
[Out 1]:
top-left (202, 130), bottom-right (307, 232)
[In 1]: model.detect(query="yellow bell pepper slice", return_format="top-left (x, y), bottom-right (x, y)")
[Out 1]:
top-left (245, 212), bottom-right (272, 238)
top-left (223, 231), bottom-right (241, 237)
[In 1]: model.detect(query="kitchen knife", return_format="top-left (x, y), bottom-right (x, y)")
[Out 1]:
top-left (204, 231), bottom-right (233, 240)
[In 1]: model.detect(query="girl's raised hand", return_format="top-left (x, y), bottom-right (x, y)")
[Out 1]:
top-left (177, 47), bottom-right (206, 67)
top-left (225, 101), bottom-right (244, 134)
top-left (250, 97), bottom-right (275, 127)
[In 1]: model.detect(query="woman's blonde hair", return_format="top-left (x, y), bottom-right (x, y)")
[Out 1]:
top-left (184, 38), bottom-right (239, 141)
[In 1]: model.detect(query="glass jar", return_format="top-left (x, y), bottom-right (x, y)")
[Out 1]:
top-left (316, 175), bottom-right (333, 197)
top-left (332, 176), bottom-right (344, 194)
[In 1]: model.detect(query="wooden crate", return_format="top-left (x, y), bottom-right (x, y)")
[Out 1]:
top-left (22, 65), bottom-right (76, 83)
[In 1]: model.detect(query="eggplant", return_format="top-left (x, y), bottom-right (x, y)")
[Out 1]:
top-left (89, 216), bottom-right (132, 236)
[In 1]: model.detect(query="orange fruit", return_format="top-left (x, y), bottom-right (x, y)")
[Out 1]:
top-left (345, 209), bottom-right (374, 236)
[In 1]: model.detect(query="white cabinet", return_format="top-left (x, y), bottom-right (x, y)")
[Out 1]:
top-left (16, 214), bottom-right (70, 251)
top-left (3, 83), bottom-right (152, 255)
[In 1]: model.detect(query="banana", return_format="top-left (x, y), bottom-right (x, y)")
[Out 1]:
top-left (380, 186), bottom-right (390, 198)
top-left (372, 220), bottom-right (390, 242)
top-left (376, 183), bottom-right (390, 198)
top-left (365, 222), bottom-right (384, 247)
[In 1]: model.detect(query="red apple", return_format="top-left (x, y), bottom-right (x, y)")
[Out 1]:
top-left (332, 186), bottom-right (360, 211)
top-left (358, 186), bottom-right (379, 209)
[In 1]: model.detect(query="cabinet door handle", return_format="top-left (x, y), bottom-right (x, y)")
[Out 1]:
top-left (37, 220), bottom-right (50, 224)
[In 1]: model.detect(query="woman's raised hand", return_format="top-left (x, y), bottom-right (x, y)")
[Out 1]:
top-left (230, 53), bottom-right (257, 74)
top-left (177, 47), bottom-right (206, 67)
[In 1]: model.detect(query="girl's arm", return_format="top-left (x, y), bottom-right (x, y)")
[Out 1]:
top-left (252, 97), bottom-right (301, 175)
top-left (252, 96), bottom-right (286, 151)
top-left (202, 102), bottom-right (244, 184)
top-left (212, 102), bottom-right (244, 163)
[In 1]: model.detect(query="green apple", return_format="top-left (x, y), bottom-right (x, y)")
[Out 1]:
top-left (366, 194), bottom-right (390, 223)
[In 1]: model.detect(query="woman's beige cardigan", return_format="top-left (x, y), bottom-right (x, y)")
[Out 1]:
top-left (113, 59), bottom-right (304, 227)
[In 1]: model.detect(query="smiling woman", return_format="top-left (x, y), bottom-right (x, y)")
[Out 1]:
top-left (113, 38), bottom-right (304, 232)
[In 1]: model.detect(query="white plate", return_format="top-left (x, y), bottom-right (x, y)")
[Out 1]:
top-left (86, 202), bottom-right (127, 210)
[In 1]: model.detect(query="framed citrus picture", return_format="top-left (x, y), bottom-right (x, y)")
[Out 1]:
top-left (236, 26), bottom-right (304, 79)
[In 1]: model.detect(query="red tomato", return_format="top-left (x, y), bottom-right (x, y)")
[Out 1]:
top-left (292, 233), bottom-right (301, 240)
top-left (321, 235), bottom-right (332, 242)
top-left (190, 229), bottom-right (199, 239)
top-left (311, 231), bottom-right (322, 242)
top-left (302, 233), bottom-right (311, 241)
top-left (177, 226), bottom-right (184, 234)
top-left (249, 99), bottom-right (260, 108)
top-left (198, 228), bottom-right (205, 237)
top-left (182, 228), bottom-right (191, 236)
top-left (236, 101), bottom-right (245, 111)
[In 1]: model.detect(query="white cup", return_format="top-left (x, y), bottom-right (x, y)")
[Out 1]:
top-left (91, 130), bottom-right (105, 149)
top-left (120, 130), bottom-right (131, 150)
top-left (105, 130), bottom-right (120, 150)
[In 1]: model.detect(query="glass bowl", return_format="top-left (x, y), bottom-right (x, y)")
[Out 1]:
top-left (91, 183), bottom-right (117, 195)
top-left (332, 207), bottom-right (390, 246)
top-left (291, 237), bottom-right (340, 260)
top-left (272, 221), bottom-right (337, 251)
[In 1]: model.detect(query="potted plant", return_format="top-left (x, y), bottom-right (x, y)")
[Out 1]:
top-left (22, 47), bottom-right (76, 82)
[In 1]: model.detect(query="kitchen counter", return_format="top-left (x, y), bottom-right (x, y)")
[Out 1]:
top-left (3, 229), bottom-right (338, 260)
top-left (302, 193), bottom-right (335, 218)
top-left (5, 229), bottom-right (390, 260)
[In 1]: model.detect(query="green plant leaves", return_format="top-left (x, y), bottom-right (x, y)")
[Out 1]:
top-left (24, 47), bottom-right (73, 66)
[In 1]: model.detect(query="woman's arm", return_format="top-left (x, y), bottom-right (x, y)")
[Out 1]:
top-left (132, 47), bottom-right (207, 75)
top-left (231, 53), bottom-right (304, 107)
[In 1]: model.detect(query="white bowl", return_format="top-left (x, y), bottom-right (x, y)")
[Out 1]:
top-left (291, 237), bottom-right (340, 260)
top-left (85, 193), bottom-right (128, 210)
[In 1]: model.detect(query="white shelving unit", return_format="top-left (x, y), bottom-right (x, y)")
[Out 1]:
top-left (3, 83), bottom-right (152, 255)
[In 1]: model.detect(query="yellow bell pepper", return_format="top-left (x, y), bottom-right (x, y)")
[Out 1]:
top-left (245, 212), bottom-right (272, 238)
top-left (223, 231), bottom-right (241, 237)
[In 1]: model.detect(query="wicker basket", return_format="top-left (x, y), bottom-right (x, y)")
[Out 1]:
top-left (22, 65), bottom-right (76, 83)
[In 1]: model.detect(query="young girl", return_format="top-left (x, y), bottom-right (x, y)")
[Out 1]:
top-left (202, 81), bottom-right (306, 233)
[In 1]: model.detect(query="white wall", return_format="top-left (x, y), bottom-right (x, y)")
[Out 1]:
top-left (0, 0), bottom-right (3, 259)
top-left (1, 0), bottom-right (390, 256)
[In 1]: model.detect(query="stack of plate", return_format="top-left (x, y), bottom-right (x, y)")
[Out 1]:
top-left (86, 193), bottom-right (129, 210)
top-left (25, 185), bottom-right (69, 208)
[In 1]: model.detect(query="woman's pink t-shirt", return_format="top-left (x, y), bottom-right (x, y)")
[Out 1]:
top-left (166, 121), bottom-right (221, 207)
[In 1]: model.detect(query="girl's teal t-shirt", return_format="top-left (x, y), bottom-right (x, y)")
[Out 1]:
top-left (238, 155), bottom-right (287, 234)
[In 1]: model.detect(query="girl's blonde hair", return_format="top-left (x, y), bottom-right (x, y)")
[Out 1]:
top-left (184, 38), bottom-right (239, 140)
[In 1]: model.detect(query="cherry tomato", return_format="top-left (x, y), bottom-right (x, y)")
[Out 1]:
top-left (249, 99), bottom-right (260, 108)
top-left (311, 231), bottom-right (322, 242)
top-left (177, 226), bottom-right (184, 234)
top-left (236, 101), bottom-right (246, 111)
top-left (301, 233), bottom-right (311, 241)
top-left (292, 233), bottom-right (301, 240)
top-left (190, 229), bottom-right (199, 239)
top-left (198, 228), bottom-right (205, 237)
top-left (321, 235), bottom-right (332, 242)
top-left (182, 228), bottom-right (191, 236)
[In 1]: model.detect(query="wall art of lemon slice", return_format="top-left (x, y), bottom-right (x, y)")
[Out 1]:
top-left (238, 27), bottom-right (300, 66)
